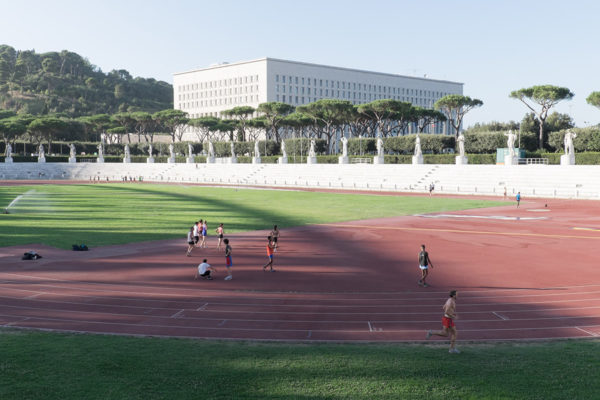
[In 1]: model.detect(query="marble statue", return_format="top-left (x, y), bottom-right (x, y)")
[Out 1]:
top-left (188, 143), bottom-right (193, 157)
top-left (254, 140), bottom-right (260, 158)
top-left (309, 139), bottom-right (316, 157)
top-left (5, 143), bottom-right (11, 158)
top-left (376, 137), bottom-right (384, 157)
top-left (564, 130), bottom-right (576, 156)
top-left (340, 136), bottom-right (348, 157)
top-left (69, 143), bottom-right (76, 158)
top-left (124, 144), bottom-right (130, 158)
top-left (39, 144), bottom-right (45, 158)
top-left (148, 144), bottom-right (153, 157)
top-left (457, 133), bottom-right (465, 157)
top-left (281, 141), bottom-right (287, 157)
top-left (504, 130), bottom-right (516, 157)
top-left (169, 144), bottom-right (175, 159)
top-left (97, 143), bottom-right (103, 158)
top-left (414, 135), bottom-right (422, 157)
top-left (208, 142), bottom-right (214, 157)
top-left (230, 142), bottom-right (235, 157)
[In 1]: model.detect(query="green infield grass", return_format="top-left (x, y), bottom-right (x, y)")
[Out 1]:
top-left (0, 184), bottom-right (505, 248)
top-left (1, 330), bottom-right (598, 400)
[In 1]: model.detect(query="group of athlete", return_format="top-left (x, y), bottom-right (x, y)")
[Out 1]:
top-left (190, 224), bottom-right (280, 282)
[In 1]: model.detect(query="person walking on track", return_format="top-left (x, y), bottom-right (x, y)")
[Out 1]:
top-left (426, 290), bottom-right (460, 354)
top-left (418, 244), bottom-right (434, 287)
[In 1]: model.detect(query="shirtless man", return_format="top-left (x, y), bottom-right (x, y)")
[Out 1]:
top-left (418, 244), bottom-right (434, 287)
top-left (426, 290), bottom-right (460, 354)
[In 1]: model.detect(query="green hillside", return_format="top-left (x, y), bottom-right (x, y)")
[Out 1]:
top-left (0, 45), bottom-right (172, 116)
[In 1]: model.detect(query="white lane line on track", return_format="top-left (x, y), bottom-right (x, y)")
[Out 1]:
top-left (5, 272), bottom-right (600, 298)
top-left (2, 316), bottom-right (30, 326)
top-left (1, 312), bottom-right (598, 334)
top-left (197, 303), bottom-right (208, 311)
top-left (368, 321), bottom-right (373, 332)
top-left (26, 293), bottom-right (44, 299)
top-left (4, 276), bottom-right (600, 302)
top-left (7, 293), bottom-right (600, 318)
top-left (493, 311), bottom-right (509, 320)
top-left (575, 327), bottom-right (599, 337)
top-left (171, 309), bottom-right (184, 318)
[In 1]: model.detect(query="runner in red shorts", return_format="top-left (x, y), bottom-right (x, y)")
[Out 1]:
top-left (426, 290), bottom-right (460, 353)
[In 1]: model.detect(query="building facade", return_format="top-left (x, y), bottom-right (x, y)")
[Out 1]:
top-left (173, 58), bottom-right (463, 138)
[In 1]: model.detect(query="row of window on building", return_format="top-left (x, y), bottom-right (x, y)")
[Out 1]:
top-left (178, 94), bottom-right (260, 110)
top-left (178, 75), bottom-right (260, 92)
top-left (275, 74), bottom-right (446, 99)
top-left (178, 85), bottom-right (259, 101)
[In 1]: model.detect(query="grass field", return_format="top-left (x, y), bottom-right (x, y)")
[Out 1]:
top-left (1, 330), bottom-right (598, 400)
top-left (0, 183), bottom-right (505, 248)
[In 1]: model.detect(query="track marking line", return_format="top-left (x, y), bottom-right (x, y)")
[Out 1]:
top-left (322, 223), bottom-right (600, 240)
top-left (493, 311), bottom-right (509, 320)
top-left (573, 227), bottom-right (600, 232)
top-left (367, 321), bottom-right (383, 332)
top-left (197, 303), bottom-right (208, 311)
top-left (576, 327), bottom-right (599, 337)
top-left (3, 317), bottom-right (30, 326)
top-left (170, 309), bottom-right (184, 318)
top-left (217, 319), bottom-right (227, 327)
top-left (26, 293), bottom-right (43, 299)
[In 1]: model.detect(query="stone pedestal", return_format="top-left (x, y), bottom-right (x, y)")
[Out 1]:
top-left (307, 156), bottom-right (317, 164)
top-left (38, 156), bottom-right (46, 163)
top-left (338, 156), bottom-right (349, 164)
top-left (186, 156), bottom-right (195, 164)
top-left (5, 157), bottom-right (13, 163)
top-left (504, 155), bottom-right (518, 166)
top-left (147, 157), bottom-right (155, 164)
top-left (96, 157), bottom-right (104, 163)
top-left (412, 155), bottom-right (423, 165)
top-left (168, 157), bottom-right (176, 164)
top-left (455, 156), bottom-right (468, 165)
top-left (206, 156), bottom-right (215, 164)
top-left (123, 156), bottom-right (131, 164)
top-left (68, 157), bottom-right (76, 163)
top-left (278, 156), bottom-right (288, 164)
top-left (560, 154), bottom-right (575, 165)
top-left (373, 155), bottom-right (384, 164)
top-left (252, 157), bottom-right (261, 164)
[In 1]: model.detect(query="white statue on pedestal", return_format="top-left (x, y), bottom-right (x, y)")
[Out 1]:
top-left (281, 141), bottom-right (287, 158)
top-left (414, 135), bottom-right (422, 157)
top-left (564, 130), bottom-right (576, 156)
top-left (208, 142), bottom-right (214, 158)
top-left (39, 144), bottom-right (45, 158)
top-left (457, 133), bottom-right (465, 157)
top-left (124, 144), bottom-right (130, 158)
top-left (504, 130), bottom-right (516, 157)
top-left (188, 143), bottom-right (193, 158)
top-left (341, 136), bottom-right (348, 157)
top-left (254, 140), bottom-right (260, 158)
top-left (169, 144), bottom-right (175, 159)
top-left (5, 143), bottom-right (12, 158)
top-left (69, 143), bottom-right (76, 158)
top-left (229, 142), bottom-right (235, 157)
top-left (97, 143), bottom-right (103, 158)
top-left (148, 144), bottom-right (153, 157)
top-left (376, 137), bottom-right (384, 156)
top-left (309, 139), bottom-right (316, 157)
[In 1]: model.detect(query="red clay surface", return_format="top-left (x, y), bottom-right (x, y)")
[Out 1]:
top-left (2, 187), bottom-right (600, 343)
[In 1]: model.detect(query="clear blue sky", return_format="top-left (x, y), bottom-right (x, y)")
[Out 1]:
top-left (2, 0), bottom-right (599, 127)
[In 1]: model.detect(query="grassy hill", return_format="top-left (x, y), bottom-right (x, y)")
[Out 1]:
top-left (0, 44), bottom-right (172, 116)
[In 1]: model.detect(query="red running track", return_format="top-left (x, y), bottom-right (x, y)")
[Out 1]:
top-left (2, 195), bottom-right (600, 342)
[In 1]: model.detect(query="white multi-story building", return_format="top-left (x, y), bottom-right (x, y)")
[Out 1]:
top-left (173, 57), bottom-right (463, 137)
